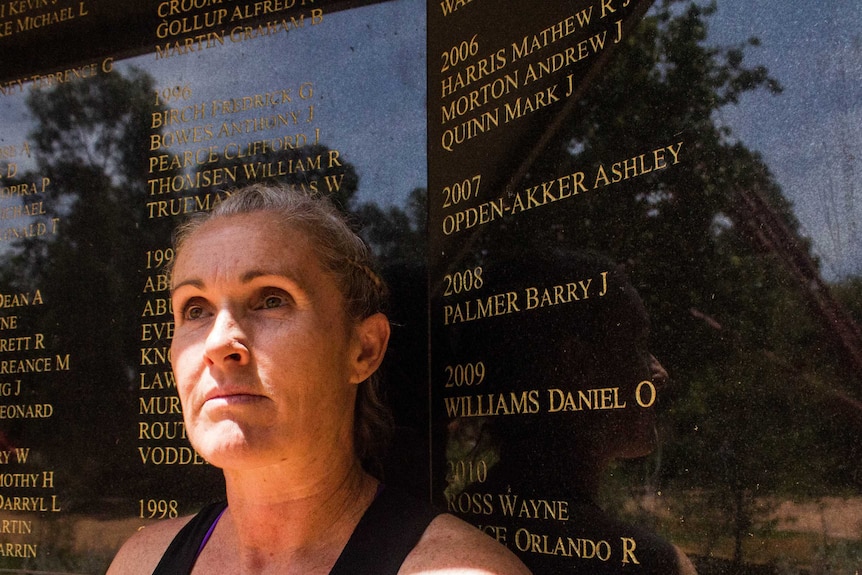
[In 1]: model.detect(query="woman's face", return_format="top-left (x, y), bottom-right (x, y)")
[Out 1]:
top-left (170, 212), bottom-right (367, 471)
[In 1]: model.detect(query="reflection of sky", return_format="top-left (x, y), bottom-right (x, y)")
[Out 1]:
top-left (2, 0), bottom-right (426, 208)
top-left (709, 1), bottom-right (862, 280)
top-left (2, 0), bottom-right (860, 280)
top-left (143, 0), bottom-right (426, 207)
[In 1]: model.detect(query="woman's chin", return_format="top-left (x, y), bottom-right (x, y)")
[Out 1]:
top-left (189, 421), bottom-right (268, 468)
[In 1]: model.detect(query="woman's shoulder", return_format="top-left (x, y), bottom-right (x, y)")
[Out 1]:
top-left (399, 513), bottom-right (531, 575)
top-left (106, 514), bottom-right (192, 575)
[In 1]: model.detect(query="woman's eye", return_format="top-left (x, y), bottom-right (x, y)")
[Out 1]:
top-left (258, 290), bottom-right (291, 310)
top-left (180, 298), bottom-right (209, 321)
top-left (183, 304), bottom-right (205, 320)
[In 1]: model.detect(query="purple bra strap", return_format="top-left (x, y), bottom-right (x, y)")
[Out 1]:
top-left (196, 505), bottom-right (227, 558)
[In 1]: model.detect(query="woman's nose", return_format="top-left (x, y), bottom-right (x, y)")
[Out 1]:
top-left (204, 309), bottom-right (250, 367)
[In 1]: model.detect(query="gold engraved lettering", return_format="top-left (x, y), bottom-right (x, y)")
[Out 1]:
top-left (139, 371), bottom-right (177, 390)
top-left (503, 84), bottom-right (560, 122)
top-left (0, 178), bottom-right (50, 197)
top-left (621, 537), bottom-right (640, 564)
top-left (0, 358), bottom-right (59, 375)
top-left (0, 200), bottom-right (47, 221)
top-left (0, 380), bottom-right (22, 397)
top-left (147, 166), bottom-right (237, 195)
top-left (509, 171), bottom-right (586, 215)
top-left (221, 133), bottom-right (324, 160)
top-left (14, 3), bottom-right (83, 33)
top-left (441, 49), bottom-right (507, 98)
top-left (148, 146), bottom-right (219, 174)
top-left (446, 491), bottom-right (494, 515)
top-left (0, 333), bottom-right (44, 352)
top-left (439, 0), bottom-right (476, 17)
top-left (146, 190), bottom-right (232, 219)
top-left (230, 0), bottom-right (315, 22)
top-left (138, 446), bottom-right (207, 465)
top-left (141, 321), bottom-right (174, 341)
top-left (29, 62), bottom-right (100, 89)
top-left (0, 218), bottom-right (61, 242)
top-left (0, 494), bottom-right (60, 512)
top-left (138, 395), bottom-right (181, 415)
top-left (478, 524), bottom-right (508, 545)
top-left (443, 290), bottom-right (520, 325)
top-left (142, 298), bottom-right (173, 317)
top-left (593, 142), bottom-right (683, 188)
top-left (155, 32), bottom-right (226, 59)
top-left (443, 390), bottom-right (540, 417)
top-left (143, 275), bottom-right (171, 294)
top-left (156, 9), bottom-right (229, 40)
top-left (0, 404), bottom-right (53, 418)
top-left (0, 473), bottom-right (40, 487)
top-left (140, 346), bottom-right (171, 366)
top-left (0, 542), bottom-right (38, 558)
top-left (138, 420), bottom-right (187, 440)
top-left (514, 527), bottom-right (613, 560)
top-left (150, 103), bottom-right (208, 129)
top-left (441, 72), bottom-right (517, 127)
top-left (496, 493), bottom-right (570, 521)
top-left (0, 519), bottom-right (32, 534)
top-left (0, 447), bottom-right (29, 464)
top-left (441, 197), bottom-right (504, 235)
top-left (547, 387), bottom-right (626, 412)
top-left (510, 13), bottom-right (587, 62)
top-left (524, 273), bottom-right (606, 309)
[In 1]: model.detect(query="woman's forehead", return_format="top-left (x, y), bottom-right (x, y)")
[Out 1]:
top-left (174, 213), bottom-right (322, 283)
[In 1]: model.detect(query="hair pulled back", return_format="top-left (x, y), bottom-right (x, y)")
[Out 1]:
top-left (172, 183), bottom-right (393, 476)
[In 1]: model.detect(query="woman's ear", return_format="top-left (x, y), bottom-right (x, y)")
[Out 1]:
top-left (348, 312), bottom-right (391, 384)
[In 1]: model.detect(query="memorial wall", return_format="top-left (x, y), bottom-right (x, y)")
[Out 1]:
top-left (2, 0), bottom-right (862, 573)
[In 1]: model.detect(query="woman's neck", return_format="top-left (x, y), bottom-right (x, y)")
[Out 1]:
top-left (216, 456), bottom-right (379, 571)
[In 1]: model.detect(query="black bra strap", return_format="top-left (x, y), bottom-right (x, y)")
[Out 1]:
top-left (152, 489), bottom-right (439, 575)
top-left (329, 487), bottom-right (441, 575)
top-left (152, 501), bottom-right (227, 575)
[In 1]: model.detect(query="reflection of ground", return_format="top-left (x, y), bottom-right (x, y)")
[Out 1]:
top-left (0, 514), bottom-right (144, 572)
top-left (629, 494), bottom-right (862, 570)
top-left (769, 497), bottom-right (862, 539)
top-left (6, 499), bottom-right (862, 571)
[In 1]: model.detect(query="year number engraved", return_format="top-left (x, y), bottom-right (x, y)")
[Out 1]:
top-left (442, 174), bottom-right (482, 208)
top-left (145, 248), bottom-right (174, 270)
top-left (447, 459), bottom-right (488, 484)
top-left (443, 266), bottom-right (484, 296)
top-left (154, 84), bottom-right (192, 107)
top-left (440, 34), bottom-right (479, 73)
top-left (139, 499), bottom-right (179, 519)
top-left (445, 361), bottom-right (486, 388)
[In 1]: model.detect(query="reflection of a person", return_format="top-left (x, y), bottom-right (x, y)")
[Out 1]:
top-left (443, 249), bottom-right (696, 574)
top-left (108, 185), bottom-right (531, 574)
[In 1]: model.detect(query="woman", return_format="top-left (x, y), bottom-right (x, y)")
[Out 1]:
top-left (108, 184), bottom-right (530, 574)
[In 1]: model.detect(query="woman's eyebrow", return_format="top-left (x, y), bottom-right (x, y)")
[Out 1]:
top-left (171, 278), bottom-right (204, 294)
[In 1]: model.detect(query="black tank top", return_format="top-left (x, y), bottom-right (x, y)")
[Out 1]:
top-left (152, 488), bottom-right (441, 574)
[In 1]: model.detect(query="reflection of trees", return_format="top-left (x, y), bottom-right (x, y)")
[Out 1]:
top-left (0, 65), bottom-right (432, 517)
top-left (0, 68), bottom-right (183, 508)
top-left (493, 1), bottom-right (861, 570)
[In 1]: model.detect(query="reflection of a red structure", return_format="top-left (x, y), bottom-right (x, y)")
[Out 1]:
top-left (731, 183), bottom-right (862, 382)
top-left (0, 431), bottom-right (14, 453)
